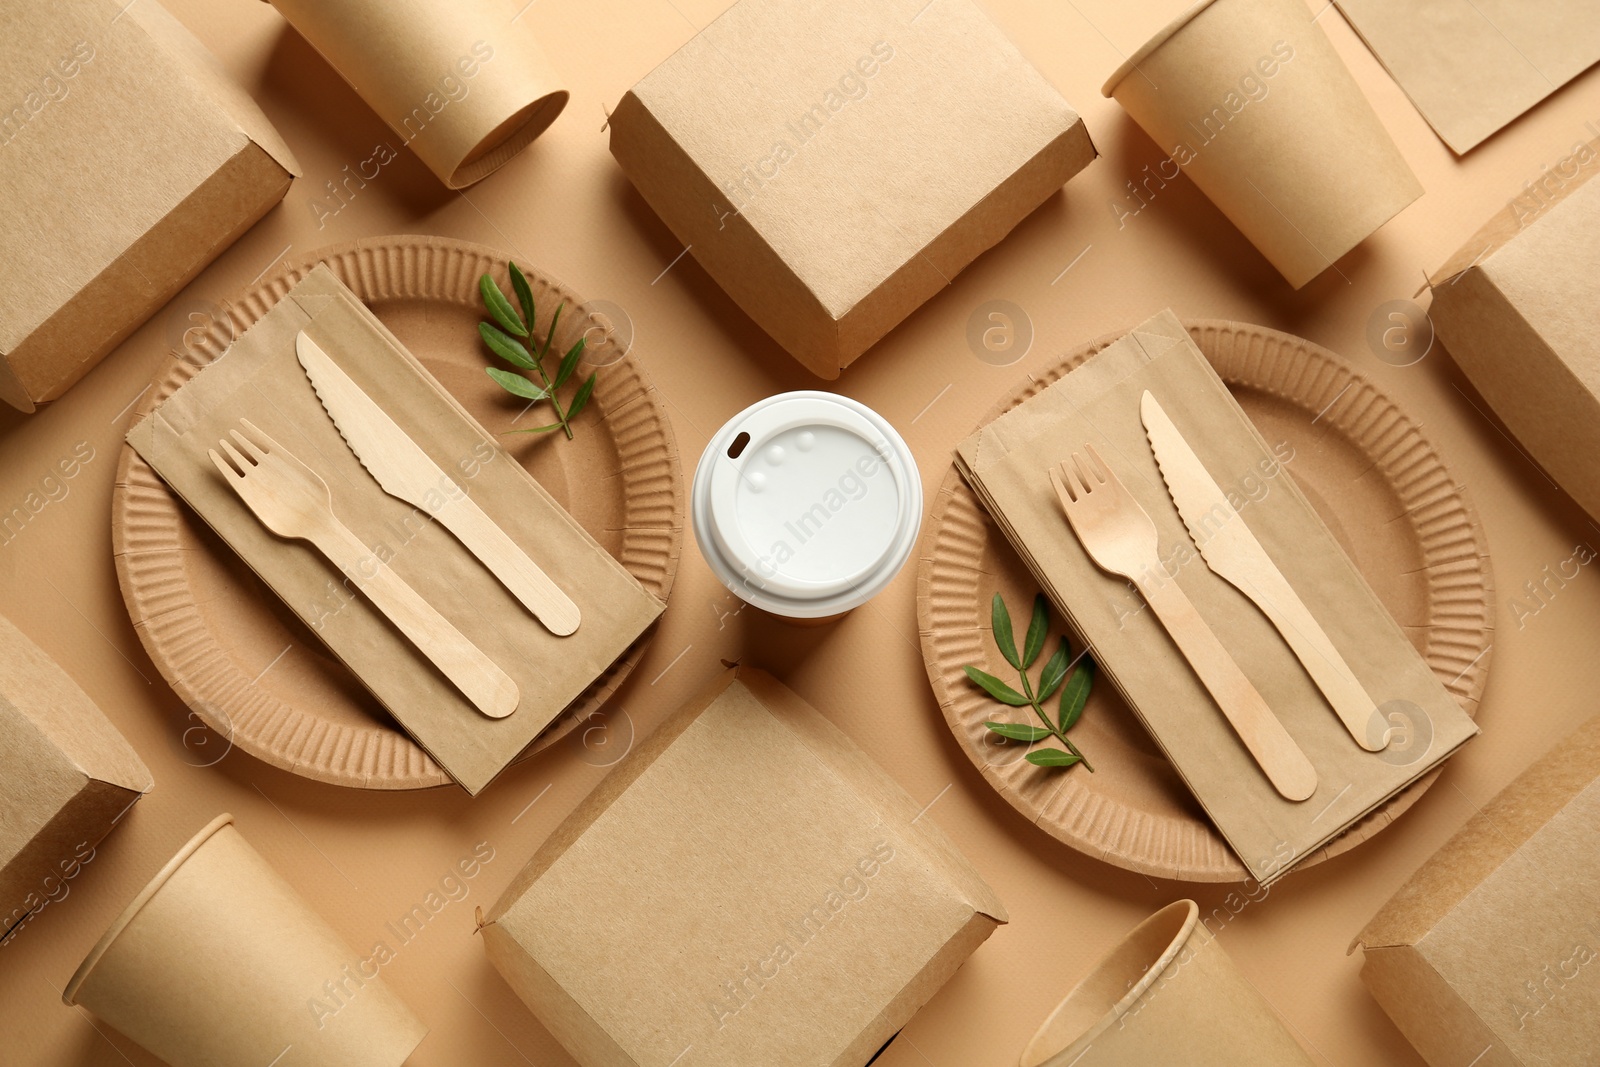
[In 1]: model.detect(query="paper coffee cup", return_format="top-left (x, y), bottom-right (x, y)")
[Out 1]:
top-left (267, 0), bottom-right (569, 188)
top-left (1020, 900), bottom-right (1315, 1067)
top-left (64, 814), bottom-right (427, 1067)
top-left (692, 391), bottom-right (921, 621)
top-left (1103, 0), bottom-right (1422, 288)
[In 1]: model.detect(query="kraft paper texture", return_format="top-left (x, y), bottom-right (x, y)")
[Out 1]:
top-left (609, 0), bottom-right (1096, 378)
top-left (265, 0), bottom-right (568, 188)
top-left (1429, 136), bottom-right (1600, 527)
top-left (1103, 0), bottom-right (1421, 289)
top-left (0, 0), bottom-right (298, 412)
top-left (65, 814), bottom-right (427, 1067)
top-left (0, 613), bottom-right (151, 944)
top-left (1357, 716), bottom-right (1600, 1067)
top-left (483, 668), bottom-right (1007, 1067)
top-left (1021, 900), bottom-right (1315, 1066)
top-left (126, 266), bottom-right (664, 795)
top-left (1335, 0), bottom-right (1600, 154)
top-left (955, 309), bottom-right (1479, 884)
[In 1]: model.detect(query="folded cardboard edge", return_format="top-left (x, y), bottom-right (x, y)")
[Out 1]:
top-left (127, 0), bottom-right (301, 176)
top-left (481, 923), bottom-right (636, 1065)
top-left (1359, 943), bottom-right (1510, 1067)
top-left (12, 143), bottom-right (292, 406)
top-left (487, 667), bottom-right (1005, 926)
top-left (0, 614), bottom-right (153, 793)
top-left (1355, 714), bottom-right (1600, 951)
top-left (1, 778), bottom-right (144, 934)
top-left (482, 666), bottom-right (1005, 1066)
top-left (1430, 134), bottom-right (1600, 286)
top-left (608, 90), bottom-right (844, 379)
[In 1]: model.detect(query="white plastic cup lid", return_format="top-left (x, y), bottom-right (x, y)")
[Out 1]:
top-left (692, 391), bottom-right (922, 619)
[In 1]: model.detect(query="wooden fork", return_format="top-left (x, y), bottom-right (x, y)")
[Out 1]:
top-left (209, 419), bottom-right (520, 720)
top-left (1050, 445), bottom-right (1317, 802)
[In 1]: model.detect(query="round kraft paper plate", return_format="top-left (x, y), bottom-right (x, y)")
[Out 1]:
top-left (113, 236), bottom-right (684, 790)
top-left (917, 320), bottom-right (1495, 883)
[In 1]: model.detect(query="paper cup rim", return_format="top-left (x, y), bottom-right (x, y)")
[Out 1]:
top-left (1101, 0), bottom-right (1220, 97)
top-left (446, 89), bottom-right (571, 189)
top-left (62, 813), bottom-right (235, 1006)
top-left (1020, 900), bottom-right (1200, 1066)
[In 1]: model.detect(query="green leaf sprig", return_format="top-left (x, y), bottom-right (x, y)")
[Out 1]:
top-left (964, 593), bottom-right (1096, 771)
top-left (478, 263), bottom-right (597, 440)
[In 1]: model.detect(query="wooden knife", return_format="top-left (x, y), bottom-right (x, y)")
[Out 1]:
top-left (297, 332), bottom-right (581, 637)
top-left (1141, 390), bottom-right (1385, 751)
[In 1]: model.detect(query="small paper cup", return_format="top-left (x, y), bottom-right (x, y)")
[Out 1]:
top-left (267, 0), bottom-right (568, 188)
top-left (1020, 901), bottom-right (1315, 1067)
top-left (1103, 0), bottom-right (1421, 288)
top-left (692, 391), bottom-right (921, 622)
top-left (64, 814), bottom-right (427, 1067)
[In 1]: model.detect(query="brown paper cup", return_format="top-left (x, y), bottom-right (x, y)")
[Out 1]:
top-left (1020, 901), bottom-right (1315, 1067)
top-left (1102, 0), bottom-right (1421, 288)
top-left (267, 0), bottom-right (568, 188)
top-left (64, 815), bottom-right (427, 1067)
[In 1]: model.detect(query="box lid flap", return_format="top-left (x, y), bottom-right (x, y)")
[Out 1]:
top-left (1356, 715), bottom-right (1600, 950)
top-left (0, 612), bottom-right (151, 812)
top-left (488, 667), bottom-right (1005, 1065)
top-left (125, 0), bottom-right (300, 177)
top-left (1430, 136), bottom-right (1600, 286)
top-left (627, 0), bottom-right (1081, 318)
top-left (0, 0), bottom-right (297, 354)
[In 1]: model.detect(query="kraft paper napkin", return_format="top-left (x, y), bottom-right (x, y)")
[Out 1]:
top-left (955, 309), bottom-right (1477, 883)
top-left (1335, 0), bottom-right (1600, 154)
top-left (126, 266), bottom-right (663, 795)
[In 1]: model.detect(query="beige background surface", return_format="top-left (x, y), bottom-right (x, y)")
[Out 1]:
top-left (2, 1), bottom-right (1598, 1064)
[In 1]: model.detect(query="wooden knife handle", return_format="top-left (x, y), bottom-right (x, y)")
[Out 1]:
top-left (1243, 575), bottom-right (1384, 751)
top-left (311, 520), bottom-right (520, 719)
top-left (1137, 574), bottom-right (1318, 802)
top-left (433, 493), bottom-right (581, 637)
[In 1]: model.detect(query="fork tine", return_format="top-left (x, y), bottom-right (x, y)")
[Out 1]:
top-left (1049, 466), bottom-right (1073, 506)
top-left (236, 418), bottom-right (277, 455)
top-left (208, 448), bottom-right (241, 481)
top-left (219, 438), bottom-right (251, 473)
top-left (1084, 443), bottom-right (1112, 483)
top-left (1070, 452), bottom-right (1097, 493)
top-left (1057, 459), bottom-right (1083, 502)
top-left (230, 427), bottom-right (268, 463)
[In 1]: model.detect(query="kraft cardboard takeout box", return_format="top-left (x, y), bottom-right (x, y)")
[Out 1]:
top-left (609, 0), bottom-right (1096, 379)
top-left (264, 0), bottom-right (567, 188)
top-left (65, 814), bottom-right (427, 1067)
top-left (481, 668), bottom-right (1008, 1067)
top-left (127, 266), bottom-right (665, 795)
top-left (0, 0), bottom-right (299, 412)
top-left (1103, 0), bottom-right (1421, 288)
top-left (0, 613), bottom-right (151, 944)
top-left (1354, 715), bottom-right (1600, 1066)
top-left (1429, 136), bottom-right (1600, 528)
top-left (1020, 900), bottom-right (1315, 1067)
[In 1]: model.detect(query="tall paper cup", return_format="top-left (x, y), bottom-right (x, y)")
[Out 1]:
top-left (692, 391), bottom-right (921, 623)
top-left (1020, 901), bottom-right (1315, 1067)
top-left (64, 815), bottom-right (427, 1067)
top-left (1103, 0), bottom-right (1421, 288)
top-left (267, 0), bottom-right (569, 188)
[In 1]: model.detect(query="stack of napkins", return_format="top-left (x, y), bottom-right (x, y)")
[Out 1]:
top-left (955, 309), bottom-right (1477, 882)
top-left (127, 267), bottom-right (664, 794)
